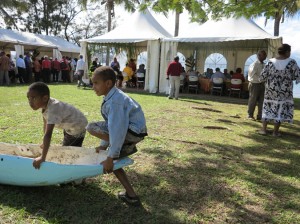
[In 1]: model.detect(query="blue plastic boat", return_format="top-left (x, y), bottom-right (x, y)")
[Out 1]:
top-left (0, 143), bottom-right (133, 186)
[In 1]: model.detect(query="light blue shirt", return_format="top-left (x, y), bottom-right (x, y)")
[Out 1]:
top-left (16, 57), bottom-right (26, 68)
top-left (101, 87), bottom-right (147, 158)
top-left (210, 71), bottom-right (226, 82)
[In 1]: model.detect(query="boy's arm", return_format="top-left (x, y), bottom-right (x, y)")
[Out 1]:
top-left (33, 123), bottom-right (55, 169)
top-left (43, 117), bottom-right (47, 133)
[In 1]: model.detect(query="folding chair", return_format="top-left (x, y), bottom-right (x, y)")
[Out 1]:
top-left (187, 75), bottom-right (199, 94)
top-left (136, 72), bottom-right (145, 89)
top-left (211, 77), bottom-right (223, 96)
top-left (229, 79), bottom-right (242, 98)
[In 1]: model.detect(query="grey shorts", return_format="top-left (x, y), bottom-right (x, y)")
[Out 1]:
top-left (86, 121), bottom-right (146, 158)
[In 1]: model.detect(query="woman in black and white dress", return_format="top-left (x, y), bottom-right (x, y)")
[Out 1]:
top-left (259, 43), bottom-right (300, 136)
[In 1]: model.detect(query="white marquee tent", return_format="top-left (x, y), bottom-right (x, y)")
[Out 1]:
top-left (0, 29), bottom-right (80, 60)
top-left (159, 17), bottom-right (282, 93)
top-left (80, 8), bottom-right (172, 93)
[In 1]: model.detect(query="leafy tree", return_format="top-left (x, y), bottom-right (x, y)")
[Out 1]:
top-left (79, 0), bottom-right (138, 64)
top-left (1, 0), bottom-right (107, 46)
top-left (69, 2), bottom-right (107, 45)
top-left (206, 0), bottom-right (300, 36)
top-left (0, 0), bottom-right (27, 29)
top-left (141, 0), bottom-right (207, 37)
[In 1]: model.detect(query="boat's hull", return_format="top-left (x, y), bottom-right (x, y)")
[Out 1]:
top-left (0, 143), bottom-right (134, 186)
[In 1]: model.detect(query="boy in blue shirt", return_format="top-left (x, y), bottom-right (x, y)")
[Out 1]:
top-left (86, 66), bottom-right (147, 206)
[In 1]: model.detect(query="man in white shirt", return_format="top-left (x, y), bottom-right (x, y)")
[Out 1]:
top-left (247, 50), bottom-right (267, 120)
top-left (75, 55), bottom-right (86, 87)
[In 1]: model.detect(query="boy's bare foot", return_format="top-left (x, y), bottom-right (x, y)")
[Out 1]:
top-left (95, 145), bottom-right (108, 153)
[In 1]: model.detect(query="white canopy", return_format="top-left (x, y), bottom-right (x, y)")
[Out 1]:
top-left (0, 29), bottom-right (80, 57)
top-left (171, 17), bottom-right (278, 42)
top-left (35, 33), bottom-right (80, 53)
top-left (0, 28), bottom-right (56, 50)
top-left (81, 9), bottom-right (172, 44)
top-left (80, 9), bottom-right (172, 93)
top-left (158, 17), bottom-right (282, 93)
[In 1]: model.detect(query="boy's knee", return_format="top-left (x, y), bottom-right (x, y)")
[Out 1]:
top-left (86, 122), bottom-right (98, 132)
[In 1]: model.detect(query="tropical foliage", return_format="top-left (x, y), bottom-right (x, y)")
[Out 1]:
top-left (0, 0), bottom-right (107, 44)
top-left (206, 0), bottom-right (300, 36)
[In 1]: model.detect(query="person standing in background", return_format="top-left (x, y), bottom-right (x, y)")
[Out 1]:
top-left (76, 55), bottom-right (86, 87)
top-left (41, 56), bottom-right (51, 83)
top-left (247, 50), bottom-right (267, 121)
top-left (60, 56), bottom-right (70, 83)
top-left (0, 51), bottom-right (10, 86)
top-left (52, 58), bottom-right (61, 83)
top-left (33, 58), bottom-right (41, 82)
top-left (7, 54), bottom-right (16, 84)
top-left (167, 56), bottom-right (182, 100)
top-left (16, 55), bottom-right (26, 84)
top-left (24, 52), bottom-right (33, 83)
top-left (259, 44), bottom-right (300, 136)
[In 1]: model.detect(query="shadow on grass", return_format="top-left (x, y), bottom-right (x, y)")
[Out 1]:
top-left (139, 134), bottom-right (300, 223)
top-left (0, 181), bottom-right (164, 223)
top-left (141, 146), bottom-right (274, 223)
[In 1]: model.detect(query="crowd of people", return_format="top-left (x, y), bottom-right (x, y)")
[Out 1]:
top-left (169, 60), bottom-right (247, 97)
top-left (165, 44), bottom-right (300, 137)
top-left (108, 57), bottom-right (146, 88)
top-left (0, 52), bottom-right (81, 86)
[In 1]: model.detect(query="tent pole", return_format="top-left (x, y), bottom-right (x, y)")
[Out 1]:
top-left (157, 40), bottom-right (162, 93)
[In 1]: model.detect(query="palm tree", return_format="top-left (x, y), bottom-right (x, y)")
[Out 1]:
top-left (218, 0), bottom-right (300, 37)
top-left (145, 0), bottom-right (207, 37)
top-left (267, 0), bottom-right (300, 36)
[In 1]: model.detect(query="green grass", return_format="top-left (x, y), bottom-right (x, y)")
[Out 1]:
top-left (0, 84), bottom-right (300, 224)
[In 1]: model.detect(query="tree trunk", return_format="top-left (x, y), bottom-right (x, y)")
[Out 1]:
top-left (174, 11), bottom-right (180, 37)
top-left (273, 12), bottom-right (281, 36)
top-left (42, 0), bottom-right (49, 35)
top-left (106, 0), bottom-right (113, 65)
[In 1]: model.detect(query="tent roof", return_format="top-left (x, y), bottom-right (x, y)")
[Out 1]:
top-left (35, 33), bottom-right (80, 53)
top-left (0, 29), bottom-right (80, 53)
top-left (81, 9), bottom-right (172, 44)
top-left (0, 29), bottom-right (56, 50)
top-left (165, 17), bottom-right (280, 42)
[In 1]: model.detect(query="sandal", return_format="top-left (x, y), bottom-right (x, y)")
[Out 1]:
top-left (258, 130), bottom-right (267, 135)
top-left (272, 132), bottom-right (282, 137)
top-left (118, 192), bottom-right (141, 207)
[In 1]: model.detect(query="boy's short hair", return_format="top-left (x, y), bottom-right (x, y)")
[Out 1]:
top-left (93, 66), bottom-right (116, 85)
top-left (28, 82), bottom-right (50, 97)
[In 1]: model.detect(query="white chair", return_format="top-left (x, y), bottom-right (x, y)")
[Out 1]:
top-left (136, 72), bottom-right (145, 89)
top-left (229, 79), bottom-right (243, 98)
top-left (187, 75), bottom-right (199, 94)
top-left (211, 77), bottom-right (223, 96)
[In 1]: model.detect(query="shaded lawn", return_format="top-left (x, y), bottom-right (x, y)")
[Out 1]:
top-left (0, 84), bottom-right (300, 224)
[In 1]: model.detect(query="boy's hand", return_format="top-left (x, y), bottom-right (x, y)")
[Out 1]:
top-left (33, 156), bottom-right (45, 169)
top-left (101, 157), bottom-right (114, 174)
